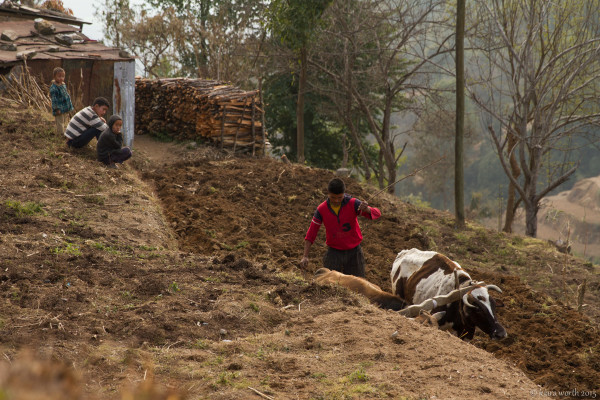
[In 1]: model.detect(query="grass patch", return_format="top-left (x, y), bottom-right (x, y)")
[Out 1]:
top-left (150, 130), bottom-right (174, 143)
top-left (52, 242), bottom-right (82, 256)
top-left (82, 195), bottom-right (105, 205)
top-left (5, 199), bottom-right (46, 217)
top-left (347, 366), bottom-right (369, 383)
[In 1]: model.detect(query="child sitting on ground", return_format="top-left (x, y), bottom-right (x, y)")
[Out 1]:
top-left (96, 115), bottom-right (132, 169)
top-left (49, 67), bottom-right (74, 135)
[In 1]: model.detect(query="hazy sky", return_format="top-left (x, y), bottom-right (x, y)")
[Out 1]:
top-left (60, 0), bottom-right (146, 41)
top-left (60, 1), bottom-right (103, 40)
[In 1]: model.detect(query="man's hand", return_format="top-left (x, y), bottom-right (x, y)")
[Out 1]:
top-left (299, 257), bottom-right (309, 268)
top-left (358, 200), bottom-right (371, 214)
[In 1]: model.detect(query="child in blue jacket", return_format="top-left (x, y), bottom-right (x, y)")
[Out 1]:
top-left (49, 67), bottom-right (74, 135)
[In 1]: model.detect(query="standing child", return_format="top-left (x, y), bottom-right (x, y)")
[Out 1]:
top-left (96, 115), bottom-right (132, 169)
top-left (49, 67), bottom-right (74, 135)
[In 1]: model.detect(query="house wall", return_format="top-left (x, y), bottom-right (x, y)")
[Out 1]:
top-left (27, 59), bottom-right (136, 145)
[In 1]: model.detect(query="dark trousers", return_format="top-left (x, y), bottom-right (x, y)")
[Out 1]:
top-left (323, 244), bottom-right (366, 278)
top-left (69, 127), bottom-right (102, 148)
top-left (100, 147), bottom-right (132, 165)
top-left (110, 147), bottom-right (132, 164)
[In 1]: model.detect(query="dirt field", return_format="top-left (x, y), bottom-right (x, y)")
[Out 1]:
top-left (0, 107), bottom-right (599, 399)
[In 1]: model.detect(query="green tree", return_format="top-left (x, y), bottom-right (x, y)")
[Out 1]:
top-left (265, 72), bottom-right (375, 170)
top-left (267, 0), bottom-right (332, 164)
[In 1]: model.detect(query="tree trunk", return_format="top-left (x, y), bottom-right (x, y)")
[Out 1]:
top-left (341, 133), bottom-right (348, 168)
top-left (454, 0), bottom-right (466, 228)
top-left (524, 199), bottom-right (539, 237)
top-left (503, 130), bottom-right (521, 233)
top-left (344, 38), bottom-right (371, 180)
top-left (297, 47), bottom-right (307, 164)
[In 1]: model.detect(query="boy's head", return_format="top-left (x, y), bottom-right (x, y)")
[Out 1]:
top-left (53, 67), bottom-right (65, 84)
top-left (327, 178), bottom-right (346, 207)
top-left (108, 115), bottom-right (123, 134)
top-left (92, 97), bottom-right (110, 117)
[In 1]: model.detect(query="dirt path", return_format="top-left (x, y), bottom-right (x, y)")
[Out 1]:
top-left (132, 134), bottom-right (182, 164)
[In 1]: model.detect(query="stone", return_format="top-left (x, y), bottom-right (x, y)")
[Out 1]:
top-left (55, 34), bottom-right (73, 46)
top-left (1, 30), bottom-right (18, 42)
top-left (34, 19), bottom-right (55, 35)
top-left (16, 51), bottom-right (36, 60)
top-left (0, 43), bottom-right (17, 51)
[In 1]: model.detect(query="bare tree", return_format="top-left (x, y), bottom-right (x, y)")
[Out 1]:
top-left (467, 0), bottom-right (600, 237)
top-left (310, 0), bottom-right (455, 192)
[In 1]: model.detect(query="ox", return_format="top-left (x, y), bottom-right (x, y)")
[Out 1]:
top-left (314, 268), bottom-right (481, 325)
top-left (390, 248), bottom-right (507, 340)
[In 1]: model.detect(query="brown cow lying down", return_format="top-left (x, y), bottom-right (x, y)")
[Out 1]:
top-left (314, 268), bottom-right (479, 323)
top-left (314, 267), bottom-right (408, 311)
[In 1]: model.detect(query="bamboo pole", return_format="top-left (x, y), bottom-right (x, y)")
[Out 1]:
top-left (251, 96), bottom-right (256, 156)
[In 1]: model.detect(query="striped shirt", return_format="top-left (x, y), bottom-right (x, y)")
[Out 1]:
top-left (49, 82), bottom-right (74, 116)
top-left (64, 106), bottom-right (108, 139)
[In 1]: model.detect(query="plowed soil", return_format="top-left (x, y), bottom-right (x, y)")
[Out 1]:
top-left (0, 108), bottom-right (598, 399)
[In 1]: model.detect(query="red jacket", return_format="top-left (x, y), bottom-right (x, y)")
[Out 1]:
top-left (305, 194), bottom-right (381, 250)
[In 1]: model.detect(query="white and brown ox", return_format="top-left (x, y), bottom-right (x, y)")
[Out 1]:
top-left (314, 268), bottom-right (481, 326)
top-left (390, 248), bottom-right (507, 340)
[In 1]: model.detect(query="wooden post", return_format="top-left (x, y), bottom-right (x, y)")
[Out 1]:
top-left (251, 96), bottom-right (256, 156)
top-left (259, 77), bottom-right (266, 157)
top-left (220, 105), bottom-right (226, 150)
top-left (233, 102), bottom-right (248, 154)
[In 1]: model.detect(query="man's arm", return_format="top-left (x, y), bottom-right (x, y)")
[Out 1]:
top-left (300, 209), bottom-right (322, 268)
top-left (299, 240), bottom-right (312, 268)
top-left (356, 199), bottom-right (381, 220)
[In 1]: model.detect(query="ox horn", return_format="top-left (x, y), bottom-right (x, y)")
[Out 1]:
top-left (486, 284), bottom-right (503, 293)
top-left (462, 293), bottom-right (477, 308)
top-left (398, 285), bottom-right (475, 318)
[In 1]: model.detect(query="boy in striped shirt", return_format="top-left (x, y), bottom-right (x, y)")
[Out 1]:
top-left (64, 97), bottom-right (110, 149)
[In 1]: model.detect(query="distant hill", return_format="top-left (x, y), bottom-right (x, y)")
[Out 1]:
top-left (511, 176), bottom-right (600, 261)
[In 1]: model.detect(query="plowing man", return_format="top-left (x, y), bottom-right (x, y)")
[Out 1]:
top-left (300, 178), bottom-right (381, 278)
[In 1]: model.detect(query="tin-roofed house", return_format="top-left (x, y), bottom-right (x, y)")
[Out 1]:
top-left (0, 2), bottom-right (135, 145)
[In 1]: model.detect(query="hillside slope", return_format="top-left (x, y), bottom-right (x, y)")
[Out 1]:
top-left (0, 107), bottom-right (598, 398)
top-left (511, 176), bottom-right (600, 261)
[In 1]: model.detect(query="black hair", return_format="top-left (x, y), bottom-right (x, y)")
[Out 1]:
top-left (52, 67), bottom-right (65, 77)
top-left (328, 178), bottom-right (345, 194)
top-left (92, 97), bottom-right (110, 108)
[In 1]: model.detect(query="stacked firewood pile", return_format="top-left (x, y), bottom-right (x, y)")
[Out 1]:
top-left (135, 78), bottom-right (267, 153)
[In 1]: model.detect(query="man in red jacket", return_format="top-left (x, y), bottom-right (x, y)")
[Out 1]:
top-left (300, 178), bottom-right (381, 277)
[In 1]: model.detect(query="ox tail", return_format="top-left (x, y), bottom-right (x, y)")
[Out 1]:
top-left (314, 268), bottom-right (330, 278)
top-left (371, 291), bottom-right (409, 311)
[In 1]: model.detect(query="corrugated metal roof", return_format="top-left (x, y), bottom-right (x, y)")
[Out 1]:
top-left (0, 9), bottom-right (134, 64)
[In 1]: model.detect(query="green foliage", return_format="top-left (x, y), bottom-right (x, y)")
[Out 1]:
top-left (4, 200), bottom-right (46, 217)
top-left (149, 130), bottom-right (175, 143)
top-left (348, 366), bottom-right (369, 383)
top-left (265, 72), bottom-right (376, 170)
top-left (169, 281), bottom-right (181, 293)
top-left (52, 242), bottom-right (82, 256)
top-left (267, 0), bottom-right (332, 51)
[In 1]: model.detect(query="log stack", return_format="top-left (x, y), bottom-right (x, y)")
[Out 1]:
top-left (135, 78), bottom-right (267, 153)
